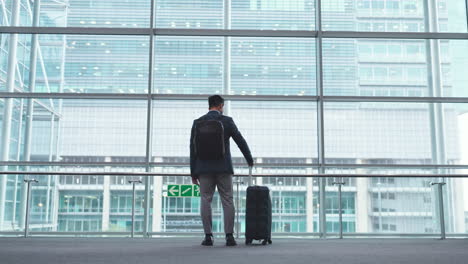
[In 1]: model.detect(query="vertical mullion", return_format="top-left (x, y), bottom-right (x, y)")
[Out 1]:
top-left (315, 0), bottom-right (326, 238)
top-left (21, 0), bottom-right (41, 230)
top-left (424, 0), bottom-right (447, 237)
top-left (223, 0), bottom-right (232, 114)
top-left (143, 0), bottom-right (156, 237)
top-left (466, 0), bottom-right (468, 32)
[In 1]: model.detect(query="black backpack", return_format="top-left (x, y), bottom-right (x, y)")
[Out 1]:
top-left (194, 118), bottom-right (225, 160)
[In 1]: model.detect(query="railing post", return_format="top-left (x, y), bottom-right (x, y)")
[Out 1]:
top-left (333, 178), bottom-right (345, 239)
top-left (24, 179), bottom-right (38, 238)
top-left (431, 181), bottom-right (446, 240)
top-left (128, 179), bottom-right (142, 238)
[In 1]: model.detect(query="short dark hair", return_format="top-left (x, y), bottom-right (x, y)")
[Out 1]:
top-left (208, 95), bottom-right (224, 108)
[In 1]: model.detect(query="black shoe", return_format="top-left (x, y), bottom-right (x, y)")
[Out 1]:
top-left (226, 234), bottom-right (237, 246)
top-left (201, 234), bottom-right (213, 246)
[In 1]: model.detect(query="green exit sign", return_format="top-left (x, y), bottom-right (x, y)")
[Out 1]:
top-left (167, 185), bottom-right (200, 197)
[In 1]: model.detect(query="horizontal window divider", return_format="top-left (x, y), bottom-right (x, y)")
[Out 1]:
top-left (2, 27), bottom-right (468, 40)
top-left (0, 26), bottom-right (152, 35)
top-left (1, 171), bottom-right (467, 178)
top-left (0, 92), bottom-right (150, 100)
top-left (322, 164), bottom-right (468, 169)
top-left (322, 31), bottom-right (468, 40)
top-left (0, 161), bottom-right (320, 167)
top-left (153, 94), bottom-right (318, 101)
top-left (0, 27), bottom-right (318, 37)
top-left (154, 28), bottom-right (318, 38)
top-left (0, 161), bottom-right (148, 166)
top-left (0, 93), bottom-right (318, 101)
top-left (4, 93), bottom-right (468, 103)
top-left (323, 96), bottom-right (468, 103)
top-left (2, 161), bottom-right (468, 169)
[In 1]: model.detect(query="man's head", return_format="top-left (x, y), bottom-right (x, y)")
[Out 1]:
top-left (208, 95), bottom-right (224, 113)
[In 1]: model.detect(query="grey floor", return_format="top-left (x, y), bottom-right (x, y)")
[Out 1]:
top-left (0, 237), bottom-right (467, 264)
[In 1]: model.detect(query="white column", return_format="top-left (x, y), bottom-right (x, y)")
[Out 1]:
top-left (102, 175), bottom-right (110, 231)
top-left (306, 176), bottom-right (314, 233)
top-left (458, 113), bottom-right (468, 232)
top-left (356, 177), bottom-right (370, 232)
top-left (255, 159), bottom-right (262, 186)
top-left (0, 0), bottom-right (21, 229)
top-left (450, 179), bottom-right (465, 233)
top-left (51, 180), bottom-right (59, 231)
top-left (152, 176), bottom-right (163, 232)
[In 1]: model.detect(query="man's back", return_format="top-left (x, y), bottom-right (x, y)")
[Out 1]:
top-left (191, 95), bottom-right (253, 246)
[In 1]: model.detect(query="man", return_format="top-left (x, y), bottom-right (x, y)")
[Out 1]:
top-left (190, 95), bottom-right (254, 246)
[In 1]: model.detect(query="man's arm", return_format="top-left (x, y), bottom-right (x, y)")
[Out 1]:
top-left (190, 120), bottom-right (199, 183)
top-left (228, 117), bottom-right (254, 166)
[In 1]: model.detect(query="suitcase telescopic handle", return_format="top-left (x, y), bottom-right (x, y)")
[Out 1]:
top-left (248, 166), bottom-right (253, 186)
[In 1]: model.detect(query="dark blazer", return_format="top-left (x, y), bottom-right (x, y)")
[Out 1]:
top-left (190, 110), bottom-right (254, 179)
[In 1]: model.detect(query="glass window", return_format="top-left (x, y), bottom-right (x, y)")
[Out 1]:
top-left (372, 1), bottom-right (385, 10)
top-left (359, 67), bottom-right (373, 80)
top-left (322, 39), bottom-right (468, 97)
top-left (358, 0), bottom-right (371, 9)
top-left (154, 37), bottom-right (316, 96)
top-left (231, 0), bottom-right (315, 30)
top-left (358, 22), bottom-right (372, 31)
top-left (374, 67), bottom-right (387, 80)
top-left (358, 44), bottom-right (372, 55)
top-left (1, 35), bottom-right (150, 94)
top-left (1, 0), bottom-right (151, 27)
top-left (388, 44), bottom-right (402, 55)
top-left (153, 100), bottom-right (317, 160)
top-left (324, 0), bottom-right (467, 32)
top-left (328, 103), bottom-right (468, 165)
top-left (389, 67), bottom-right (403, 80)
top-left (156, 0), bottom-right (223, 29)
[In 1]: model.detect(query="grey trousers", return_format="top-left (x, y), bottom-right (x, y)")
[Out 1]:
top-left (199, 173), bottom-right (235, 235)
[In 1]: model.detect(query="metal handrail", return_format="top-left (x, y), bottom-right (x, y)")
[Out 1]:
top-left (3, 161), bottom-right (468, 169)
top-left (7, 172), bottom-right (459, 240)
top-left (2, 171), bottom-right (468, 178)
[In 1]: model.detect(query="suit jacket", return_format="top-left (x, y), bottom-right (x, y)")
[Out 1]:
top-left (190, 110), bottom-right (254, 179)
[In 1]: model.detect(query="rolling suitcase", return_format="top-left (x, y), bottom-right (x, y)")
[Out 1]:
top-left (245, 168), bottom-right (273, 245)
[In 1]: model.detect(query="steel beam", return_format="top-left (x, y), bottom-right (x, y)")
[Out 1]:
top-left (4, 93), bottom-right (468, 103)
top-left (2, 27), bottom-right (468, 40)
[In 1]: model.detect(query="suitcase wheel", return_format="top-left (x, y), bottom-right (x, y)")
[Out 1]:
top-left (245, 239), bottom-right (253, 245)
top-left (268, 239), bottom-right (272, 244)
top-left (262, 239), bottom-right (268, 245)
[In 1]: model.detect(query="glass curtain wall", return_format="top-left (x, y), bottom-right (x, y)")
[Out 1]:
top-left (0, 0), bottom-right (468, 236)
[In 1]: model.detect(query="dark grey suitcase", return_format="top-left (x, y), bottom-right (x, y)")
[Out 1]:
top-left (244, 169), bottom-right (272, 245)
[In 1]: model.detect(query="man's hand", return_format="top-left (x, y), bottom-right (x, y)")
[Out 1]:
top-left (192, 177), bottom-right (199, 186)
